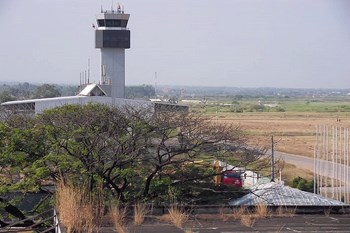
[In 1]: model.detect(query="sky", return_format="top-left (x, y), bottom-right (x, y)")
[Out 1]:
top-left (0, 0), bottom-right (350, 89)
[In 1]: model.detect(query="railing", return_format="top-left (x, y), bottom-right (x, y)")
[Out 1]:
top-left (0, 208), bottom-right (62, 233)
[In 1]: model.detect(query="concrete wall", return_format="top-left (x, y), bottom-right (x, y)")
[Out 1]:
top-left (34, 96), bottom-right (154, 114)
top-left (101, 48), bottom-right (125, 99)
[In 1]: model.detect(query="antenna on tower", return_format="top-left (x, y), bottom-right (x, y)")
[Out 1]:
top-left (122, 5), bottom-right (124, 13)
top-left (101, 5), bottom-right (103, 13)
top-left (101, 65), bottom-right (107, 84)
top-left (88, 58), bottom-right (90, 84)
top-left (155, 72), bottom-right (158, 97)
top-left (111, 0), bottom-right (114, 12)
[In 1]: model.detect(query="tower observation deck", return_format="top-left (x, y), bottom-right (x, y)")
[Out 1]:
top-left (95, 6), bottom-right (130, 99)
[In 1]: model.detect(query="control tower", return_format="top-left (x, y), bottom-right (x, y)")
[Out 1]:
top-left (95, 6), bottom-right (130, 99)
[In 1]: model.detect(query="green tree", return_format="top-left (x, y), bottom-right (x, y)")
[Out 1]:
top-left (32, 84), bottom-right (61, 98)
top-left (126, 85), bottom-right (155, 98)
top-left (291, 176), bottom-right (314, 193)
top-left (0, 91), bottom-right (15, 103)
top-left (0, 116), bottom-right (51, 193)
top-left (0, 104), bottom-right (267, 203)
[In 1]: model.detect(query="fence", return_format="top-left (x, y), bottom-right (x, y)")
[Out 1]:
top-left (314, 125), bottom-right (350, 204)
top-left (0, 208), bottom-right (61, 233)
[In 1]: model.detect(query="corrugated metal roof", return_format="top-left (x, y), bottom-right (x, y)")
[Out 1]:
top-left (230, 181), bottom-right (347, 206)
top-left (1, 96), bottom-right (88, 105)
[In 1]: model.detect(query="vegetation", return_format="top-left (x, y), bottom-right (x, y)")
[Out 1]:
top-left (291, 176), bottom-right (314, 192)
top-left (190, 98), bottom-right (350, 114)
top-left (254, 202), bottom-right (269, 218)
top-left (0, 82), bottom-right (156, 103)
top-left (0, 83), bottom-right (70, 103)
top-left (0, 104), bottom-right (266, 208)
top-left (32, 84), bottom-right (61, 99)
top-left (167, 204), bottom-right (189, 229)
top-left (111, 205), bottom-right (128, 233)
top-left (1, 83), bottom-right (348, 230)
top-left (133, 202), bottom-right (148, 226)
top-left (125, 85), bottom-right (155, 99)
top-left (56, 180), bottom-right (101, 233)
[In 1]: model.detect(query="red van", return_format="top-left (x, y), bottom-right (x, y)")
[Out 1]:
top-left (222, 171), bottom-right (244, 188)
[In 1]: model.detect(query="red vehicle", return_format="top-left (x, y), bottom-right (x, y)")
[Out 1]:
top-left (221, 171), bottom-right (244, 188)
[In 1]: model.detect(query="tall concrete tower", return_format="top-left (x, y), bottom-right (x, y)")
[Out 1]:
top-left (95, 6), bottom-right (130, 99)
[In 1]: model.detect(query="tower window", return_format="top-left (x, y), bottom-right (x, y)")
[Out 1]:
top-left (98, 19), bottom-right (105, 27)
top-left (105, 20), bottom-right (122, 27)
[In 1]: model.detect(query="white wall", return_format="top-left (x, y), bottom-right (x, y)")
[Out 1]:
top-left (101, 48), bottom-right (125, 99)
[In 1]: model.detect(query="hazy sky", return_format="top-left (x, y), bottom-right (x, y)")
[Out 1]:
top-left (0, 0), bottom-right (350, 88)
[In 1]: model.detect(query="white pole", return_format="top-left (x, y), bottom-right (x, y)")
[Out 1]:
top-left (318, 125), bottom-right (322, 195)
top-left (346, 128), bottom-right (350, 204)
top-left (339, 127), bottom-right (342, 201)
top-left (344, 127), bottom-right (346, 202)
top-left (346, 127), bottom-right (348, 203)
top-left (325, 125), bottom-right (329, 198)
top-left (314, 125), bottom-right (317, 194)
top-left (346, 128), bottom-right (348, 203)
top-left (336, 126), bottom-right (339, 201)
top-left (317, 125), bottom-right (320, 195)
top-left (332, 126), bottom-right (335, 199)
top-left (318, 125), bottom-right (324, 196)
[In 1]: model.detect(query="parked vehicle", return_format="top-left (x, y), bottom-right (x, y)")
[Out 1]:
top-left (221, 171), bottom-right (244, 188)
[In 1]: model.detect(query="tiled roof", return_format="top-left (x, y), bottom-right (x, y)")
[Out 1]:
top-left (230, 180), bottom-right (347, 206)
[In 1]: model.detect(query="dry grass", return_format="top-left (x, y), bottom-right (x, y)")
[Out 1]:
top-left (236, 203), bottom-right (267, 227)
top-left (110, 205), bottom-right (128, 233)
top-left (276, 206), bottom-right (296, 217)
top-left (56, 180), bottom-right (102, 233)
top-left (254, 202), bottom-right (269, 218)
top-left (276, 162), bottom-right (314, 185)
top-left (219, 206), bottom-right (230, 222)
top-left (217, 112), bottom-right (350, 158)
top-left (168, 205), bottom-right (189, 229)
top-left (324, 207), bottom-right (332, 217)
top-left (232, 206), bottom-right (246, 220)
top-left (240, 213), bottom-right (255, 227)
top-left (133, 202), bottom-right (149, 226)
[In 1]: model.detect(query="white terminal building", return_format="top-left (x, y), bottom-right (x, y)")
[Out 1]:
top-left (1, 6), bottom-right (187, 114)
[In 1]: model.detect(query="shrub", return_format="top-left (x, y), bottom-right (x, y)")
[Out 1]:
top-left (110, 205), bottom-right (128, 233)
top-left (168, 205), bottom-right (189, 229)
top-left (291, 176), bottom-right (313, 192)
top-left (133, 202), bottom-right (149, 226)
top-left (56, 180), bottom-right (100, 233)
top-left (255, 202), bottom-right (269, 218)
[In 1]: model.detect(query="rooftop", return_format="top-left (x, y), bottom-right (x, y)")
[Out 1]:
top-left (230, 181), bottom-right (347, 206)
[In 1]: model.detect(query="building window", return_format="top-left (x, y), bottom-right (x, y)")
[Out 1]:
top-left (98, 19), bottom-right (105, 27)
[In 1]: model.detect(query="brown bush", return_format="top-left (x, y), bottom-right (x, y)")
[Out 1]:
top-left (110, 205), bottom-right (128, 233)
top-left (168, 205), bottom-right (189, 229)
top-left (56, 180), bottom-right (99, 233)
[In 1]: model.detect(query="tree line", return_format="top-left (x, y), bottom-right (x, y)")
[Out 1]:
top-left (0, 83), bottom-right (155, 103)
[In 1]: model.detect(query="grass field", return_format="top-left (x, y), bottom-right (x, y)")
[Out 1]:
top-left (210, 111), bottom-right (350, 157)
top-left (187, 99), bottom-right (350, 183)
top-left (214, 111), bottom-right (350, 184)
top-left (187, 99), bottom-right (350, 156)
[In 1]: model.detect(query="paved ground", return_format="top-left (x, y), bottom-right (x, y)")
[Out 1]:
top-left (99, 214), bottom-right (350, 233)
top-left (276, 150), bottom-right (350, 183)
